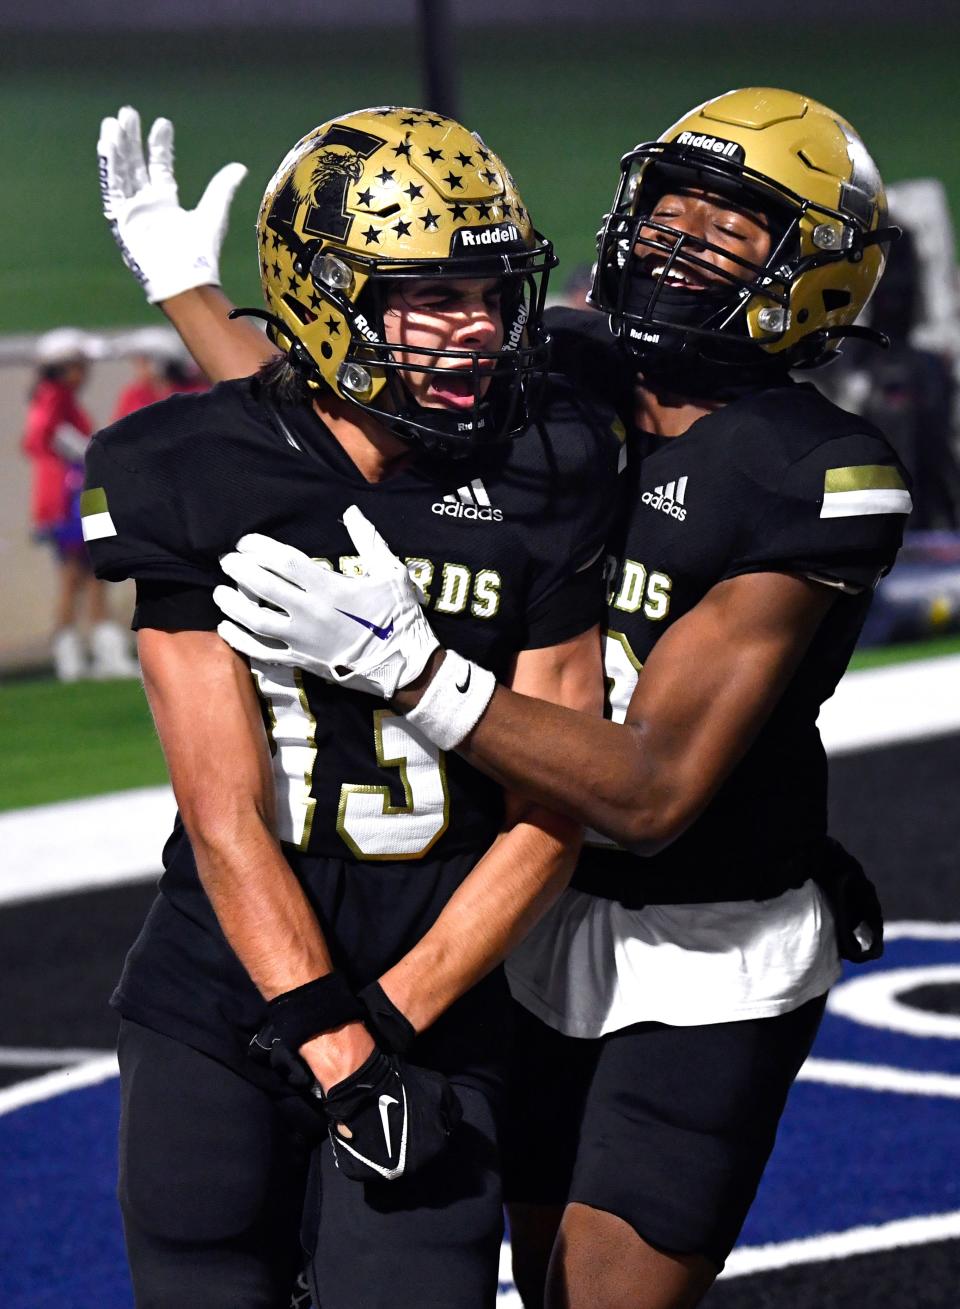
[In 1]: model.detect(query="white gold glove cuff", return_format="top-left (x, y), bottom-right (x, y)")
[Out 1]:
top-left (403, 650), bottom-right (496, 752)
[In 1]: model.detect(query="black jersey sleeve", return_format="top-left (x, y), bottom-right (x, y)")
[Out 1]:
top-left (724, 431), bottom-right (912, 591)
top-left (132, 580), bottom-right (221, 632)
top-left (82, 430), bottom-right (220, 589)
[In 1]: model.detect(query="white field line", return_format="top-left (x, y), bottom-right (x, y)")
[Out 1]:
top-left (816, 654), bottom-right (960, 755)
top-left (885, 921), bottom-right (960, 941)
top-left (0, 1054), bottom-right (118, 1117)
top-left (1, 655), bottom-right (957, 908)
top-left (0, 785), bottom-right (173, 906)
top-left (798, 1057), bottom-right (960, 1099)
top-left (721, 1209), bottom-right (960, 1279)
top-left (0, 1046), bottom-right (111, 1067)
top-left (1, 1053), bottom-right (956, 1292)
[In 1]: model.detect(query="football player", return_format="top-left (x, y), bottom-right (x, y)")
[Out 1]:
top-left (192, 90), bottom-right (910, 1309)
top-left (88, 107), bottom-right (622, 1309)
top-left (97, 89), bottom-right (906, 1309)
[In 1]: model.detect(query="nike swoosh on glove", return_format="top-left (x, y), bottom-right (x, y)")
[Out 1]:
top-left (97, 105), bottom-right (246, 303)
top-left (214, 507), bottom-right (439, 699)
top-left (319, 1048), bottom-right (462, 1183)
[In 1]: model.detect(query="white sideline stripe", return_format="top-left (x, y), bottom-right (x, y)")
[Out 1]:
top-left (886, 921), bottom-right (960, 941)
top-left (721, 1209), bottom-right (960, 1279)
top-left (817, 655), bottom-right (960, 754)
top-left (0, 1054), bottom-right (118, 1117)
top-left (0, 1046), bottom-right (111, 1068)
top-left (0, 653), bottom-right (957, 906)
top-left (798, 1057), bottom-right (960, 1099)
top-left (0, 785), bottom-right (173, 906)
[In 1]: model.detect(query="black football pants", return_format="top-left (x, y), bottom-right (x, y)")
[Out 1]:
top-left (118, 1019), bottom-right (505, 1309)
top-left (118, 1020), bottom-right (311, 1309)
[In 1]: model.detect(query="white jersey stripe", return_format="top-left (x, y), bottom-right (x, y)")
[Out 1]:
top-left (821, 488), bottom-right (913, 519)
top-left (80, 510), bottom-right (117, 542)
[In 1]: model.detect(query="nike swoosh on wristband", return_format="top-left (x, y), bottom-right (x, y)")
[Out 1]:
top-left (456, 666), bottom-right (472, 693)
top-left (335, 609), bottom-right (396, 640)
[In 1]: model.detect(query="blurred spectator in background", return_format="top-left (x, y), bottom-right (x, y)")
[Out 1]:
top-left (112, 325), bottom-right (206, 420)
top-left (828, 230), bottom-right (960, 529)
top-left (21, 328), bottom-right (137, 681)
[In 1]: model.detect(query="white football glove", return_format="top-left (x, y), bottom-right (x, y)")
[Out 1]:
top-left (97, 105), bottom-right (247, 304)
top-left (214, 507), bottom-right (440, 699)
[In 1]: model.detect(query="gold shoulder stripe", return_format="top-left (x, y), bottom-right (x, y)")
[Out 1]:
top-left (80, 486), bottom-right (109, 516)
top-left (611, 417), bottom-right (627, 443)
top-left (824, 465), bottom-right (906, 494)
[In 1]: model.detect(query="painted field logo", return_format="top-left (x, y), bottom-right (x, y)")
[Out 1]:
top-left (641, 476), bottom-right (688, 522)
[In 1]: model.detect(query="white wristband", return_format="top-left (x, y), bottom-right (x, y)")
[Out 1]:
top-left (403, 649), bottom-right (496, 751)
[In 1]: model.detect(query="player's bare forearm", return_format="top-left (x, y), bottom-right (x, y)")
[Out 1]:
top-left (399, 572), bottom-right (836, 852)
top-left (380, 629), bottom-right (601, 1031)
top-left (138, 627), bottom-right (372, 1084)
top-left (381, 806), bottom-right (582, 1032)
top-left (160, 286), bottom-right (280, 381)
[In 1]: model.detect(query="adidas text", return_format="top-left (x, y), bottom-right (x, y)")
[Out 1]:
top-left (432, 501), bottom-right (503, 522)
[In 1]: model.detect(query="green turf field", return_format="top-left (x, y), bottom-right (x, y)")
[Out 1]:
top-left (3, 21), bottom-right (959, 332)
top-left (0, 678), bottom-right (167, 811)
top-left (3, 632), bottom-right (958, 812)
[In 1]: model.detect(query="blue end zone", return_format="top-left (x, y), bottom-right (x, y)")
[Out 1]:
top-left (2, 932), bottom-right (958, 1305)
top-left (0, 1081), bottom-right (130, 1309)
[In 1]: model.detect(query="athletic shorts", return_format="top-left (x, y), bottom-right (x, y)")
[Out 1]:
top-left (502, 993), bottom-right (827, 1268)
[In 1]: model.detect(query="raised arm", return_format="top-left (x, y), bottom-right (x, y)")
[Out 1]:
top-left (98, 106), bottom-right (279, 381)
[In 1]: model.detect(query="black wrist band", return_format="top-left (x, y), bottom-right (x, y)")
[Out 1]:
top-left (358, 980), bottom-right (417, 1057)
top-left (267, 971), bottom-right (366, 1051)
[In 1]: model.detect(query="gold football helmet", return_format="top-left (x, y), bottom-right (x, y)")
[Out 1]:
top-left (591, 87), bottom-right (898, 376)
top-left (251, 106), bottom-right (556, 453)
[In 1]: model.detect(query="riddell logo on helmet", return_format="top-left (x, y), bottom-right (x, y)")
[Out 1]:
top-left (506, 300), bottom-right (528, 352)
top-left (353, 313), bottom-right (380, 344)
top-left (674, 131), bottom-right (745, 163)
top-left (456, 224), bottom-right (520, 248)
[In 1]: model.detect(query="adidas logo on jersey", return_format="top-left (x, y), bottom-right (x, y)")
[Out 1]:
top-left (641, 476), bottom-right (688, 521)
top-left (432, 477), bottom-right (503, 522)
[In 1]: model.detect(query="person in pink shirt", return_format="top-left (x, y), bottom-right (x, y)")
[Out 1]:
top-left (111, 326), bottom-right (206, 422)
top-left (22, 328), bottom-right (136, 680)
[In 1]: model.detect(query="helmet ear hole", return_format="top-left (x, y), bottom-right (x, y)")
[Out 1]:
top-left (822, 288), bottom-right (852, 313)
top-left (282, 293), bottom-right (316, 325)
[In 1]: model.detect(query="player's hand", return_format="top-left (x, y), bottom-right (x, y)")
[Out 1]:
top-left (318, 1047), bottom-right (462, 1183)
top-left (214, 507), bottom-right (440, 698)
top-left (97, 105), bottom-right (247, 304)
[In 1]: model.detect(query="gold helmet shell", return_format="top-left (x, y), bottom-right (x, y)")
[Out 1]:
top-left (254, 106), bottom-right (555, 452)
top-left (592, 87), bottom-right (897, 372)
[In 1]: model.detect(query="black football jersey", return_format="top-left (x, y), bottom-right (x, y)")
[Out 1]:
top-left (566, 375), bottom-right (912, 906)
top-left (85, 375), bottom-right (622, 874)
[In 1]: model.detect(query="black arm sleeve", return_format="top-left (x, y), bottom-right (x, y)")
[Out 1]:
top-left (133, 580), bottom-right (221, 632)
